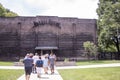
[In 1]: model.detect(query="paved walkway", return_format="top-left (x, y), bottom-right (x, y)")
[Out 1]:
top-left (0, 63), bottom-right (120, 80)
top-left (17, 68), bottom-right (63, 80)
top-left (1, 63), bottom-right (120, 70)
top-left (57, 63), bottom-right (120, 69)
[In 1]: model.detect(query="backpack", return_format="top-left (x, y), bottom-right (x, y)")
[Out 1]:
top-left (36, 60), bottom-right (43, 67)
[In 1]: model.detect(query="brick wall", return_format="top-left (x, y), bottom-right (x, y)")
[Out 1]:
top-left (0, 16), bottom-right (97, 57)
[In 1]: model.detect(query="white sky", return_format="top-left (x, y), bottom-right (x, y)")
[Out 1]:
top-left (0, 0), bottom-right (99, 19)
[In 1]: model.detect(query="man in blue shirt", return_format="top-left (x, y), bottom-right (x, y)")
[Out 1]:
top-left (35, 56), bottom-right (43, 78)
top-left (23, 54), bottom-right (33, 80)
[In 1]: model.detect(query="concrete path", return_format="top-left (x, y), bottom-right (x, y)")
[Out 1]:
top-left (0, 63), bottom-right (120, 80)
top-left (17, 68), bottom-right (63, 80)
top-left (57, 63), bottom-right (120, 69)
top-left (0, 66), bottom-right (23, 69)
top-left (1, 63), bottom-right (120, 70)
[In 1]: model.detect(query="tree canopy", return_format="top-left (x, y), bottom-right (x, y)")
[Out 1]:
top-left (97, 0), bottom-right (120, 52)
top-left (0, 3), bottom-right (18, 17)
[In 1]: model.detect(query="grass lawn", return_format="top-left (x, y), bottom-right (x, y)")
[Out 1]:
top-left (58, 67), bottom-right (120, 80)
top-left (0, 69), bottom-right (24, 80)
top-left (76, 60), bottom-right (120, 66)
top-left (0, 61), bottom-right (14, 66)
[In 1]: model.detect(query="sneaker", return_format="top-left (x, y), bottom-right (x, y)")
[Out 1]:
top-left (37, 75), bottom-right (40, 78)
top-left (45, 72), bottom-right (48, 74)
top-left (51, 72), bottom-right (54, 75)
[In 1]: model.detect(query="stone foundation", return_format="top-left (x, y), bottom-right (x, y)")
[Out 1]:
top-left (14, 61), bottom-right (76, 66)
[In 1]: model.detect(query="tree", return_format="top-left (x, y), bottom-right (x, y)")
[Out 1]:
top-left (0, 3), bottom-right (5, 16)
top-left (0, 3), bottom-right (18, 17)
top-left (83, 41), bottom-right (98, 60)
top-left (97, 0), bottom-right (120, 52)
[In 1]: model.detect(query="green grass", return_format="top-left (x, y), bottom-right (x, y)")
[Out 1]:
top-left (0, 61), bottom-right (14, 66)
top-left (0, 69), bottom-right (24, 80)
top-left (76, 60), bottom-right (120, 66)
top-left (58, 67), bottom-right (120, 80)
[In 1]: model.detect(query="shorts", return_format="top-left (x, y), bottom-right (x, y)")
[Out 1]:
top-left (43, 64), bottom-right (48, 67)
top-left (36, 67), bottom-right (42, 74)
top-left (25, 67), bottom-right (32, 75)
top-left (50, 64), bottom-right (54, 69)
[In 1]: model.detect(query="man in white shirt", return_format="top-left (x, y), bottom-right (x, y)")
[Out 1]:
top-left (32, 53), bottom-right (39, 73)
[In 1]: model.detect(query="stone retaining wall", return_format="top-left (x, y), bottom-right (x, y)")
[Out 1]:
top-left (14, 61), bottom-right (76, 66)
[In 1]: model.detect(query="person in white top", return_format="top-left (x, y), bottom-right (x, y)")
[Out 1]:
top-left (24, 53), bottom-right (30, 59)
top-left (32, 53), bottom-right (39, 73)
top-left (43, 54), bottom-right (49, 74)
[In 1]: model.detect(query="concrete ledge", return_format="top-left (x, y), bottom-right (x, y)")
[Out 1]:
top-left (14, 62), bottom-right (24, 66)
top-left (56, 61), bottom-right (76, 66)
top-left (14, 61), bottom-right (76, 66)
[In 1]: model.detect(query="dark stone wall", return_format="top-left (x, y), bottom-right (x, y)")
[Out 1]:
top-left (0, 16), bottom-right (97, 57)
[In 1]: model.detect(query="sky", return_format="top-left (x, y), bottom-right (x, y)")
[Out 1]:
top-left (0, 0), bottom-right (99, 19)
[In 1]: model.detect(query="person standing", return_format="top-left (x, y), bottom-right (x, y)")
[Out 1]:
top-left (49, 52), bottom-right (56, 74)
top-left (24, 53), bottom-right (30, 59)
top-left (35, 56), bottom-right (43, 78)
top-left (23, 54), bottom-right (33, 80)
top-left (43, 55), bottom-right (49, 74)
top-left (32, 53), bottom-right (39, 73)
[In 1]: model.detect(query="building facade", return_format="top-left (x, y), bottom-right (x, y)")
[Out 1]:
top-left (0, 16), bottom-right (97, 57)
